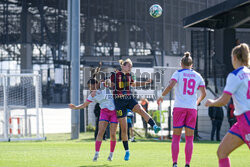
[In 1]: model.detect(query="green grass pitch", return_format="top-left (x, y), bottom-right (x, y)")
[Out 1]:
top-left (0, 132), bottom-right (249, 167)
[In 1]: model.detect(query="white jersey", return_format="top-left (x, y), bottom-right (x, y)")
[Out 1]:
top-left (171, 69), bottom-right (205, 110)
top-left (87, 83), bottom-right (115, 111)
top-left (224, 66), bottom-right (250, 116)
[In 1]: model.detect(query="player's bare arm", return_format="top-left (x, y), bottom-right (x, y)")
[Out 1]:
top-left (196, 86), bottom-right (206, 105)
top-left (205, 93), bottom-right (231, 107)
top-left (157, 79), bottom-right (176, 105)
top-left (68, 101), bottom-right (91, 110)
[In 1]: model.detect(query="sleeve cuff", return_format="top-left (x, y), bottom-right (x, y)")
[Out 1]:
top-left (223, 91), bottom-right (232, 96)
top-left (198, 85), bottom-right (205, 89)
top-left (86, 99), bottom-right (92, 102)
top-left (171, 78), bottom-right (177, 82)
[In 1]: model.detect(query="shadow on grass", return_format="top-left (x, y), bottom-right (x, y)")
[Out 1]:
top-left (44, 132), bottom-right (221, 145)
top-left (77, 138), bottom-right (96, 142)
top-left (79, 164), bottom-right (122, 167)
top-left (74, 137), bottom-right (221, 144)
top-left (136, 138), bottom-right (221, 144)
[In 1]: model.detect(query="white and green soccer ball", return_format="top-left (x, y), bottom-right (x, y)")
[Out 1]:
top-left (149, 4), bottom-right (162, 18)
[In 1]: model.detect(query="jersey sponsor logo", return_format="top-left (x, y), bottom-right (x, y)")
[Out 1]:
top-left (116, 110), bottom-right (123, 116)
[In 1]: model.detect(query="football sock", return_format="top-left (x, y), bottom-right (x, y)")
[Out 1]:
top-left (219, 158), bottom-right (230, 167)
top-left (148, 118), bottom-right (156, 127)
top-left (122, 141), bottom-right (129, 151)
top-left (95, 140), bottom-right (102, 152)
top-left (185, 136), bottom-right (194, 165)
top-left (172, 135), bottom-right (181, 163)
top-left (110, 140), bottom-right (116, 153)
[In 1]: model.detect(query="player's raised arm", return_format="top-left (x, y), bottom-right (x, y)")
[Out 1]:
top-left (157, 79), bottom-right (177, 105)
top-left (68, 101), bottom-right (91, 110)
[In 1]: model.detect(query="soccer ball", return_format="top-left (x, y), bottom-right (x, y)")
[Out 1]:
top-left (149, 4), bottom-right (162, 18)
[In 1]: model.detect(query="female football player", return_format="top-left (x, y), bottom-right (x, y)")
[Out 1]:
top-left (69, 78), bottom-right (117, 162)
top-left (110, 58), bottom-right (161, 161)
top-left (205, 43), bottom-right (250, 167)
top-left (157, 52), bottom-right (206, 167)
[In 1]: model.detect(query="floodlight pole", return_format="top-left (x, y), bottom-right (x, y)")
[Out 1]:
top-left (68, 0), bottom-right (80, 139)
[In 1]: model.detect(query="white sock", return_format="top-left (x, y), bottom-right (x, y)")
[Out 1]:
top-left (109, 152), bottom-right (113, 156)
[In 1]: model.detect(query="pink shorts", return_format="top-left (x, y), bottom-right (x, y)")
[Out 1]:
top-left (99, 108), bottom-right (118, 124)
top-left (173, 107), bottom-right (197, 130)
top-left (229, 111), bottom-right (250, 149)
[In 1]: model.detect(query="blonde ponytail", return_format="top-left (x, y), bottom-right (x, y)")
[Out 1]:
top-left (232, 43), bottom-right (250, 67)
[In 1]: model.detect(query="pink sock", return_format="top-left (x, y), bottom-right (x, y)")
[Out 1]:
top-left (95, 140), bottom-right (102, 152)
top-left (110, 140), bottom-right (116, 153)
top-left (219, 158), bottom-right (231, 167)
top-left (185, 136), bottom-right (194, 165)
top-left (171, 135), bottom-right (181, 164)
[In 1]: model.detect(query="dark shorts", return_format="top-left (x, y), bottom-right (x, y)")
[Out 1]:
top-left (114, 96), bottom-right (138, 118)
top-left (128, 122), bottom-right (132, 128)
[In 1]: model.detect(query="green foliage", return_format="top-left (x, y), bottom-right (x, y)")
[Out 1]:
top-left (148, 110), bottom-right (168, 126)
top-left (86, 124), bottom-right (95, 132)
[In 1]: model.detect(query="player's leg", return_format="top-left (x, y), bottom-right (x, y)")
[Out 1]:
top-left (184, 128), bottom-right (195, 167)
top-left (217, 132), bottom-right (244, 167)
top-left (108, 122), bottom-right (118, 161)
top-left (127, 123), bottom-right (131, 139)
top-left (93, 120), bottom-right (109, 161)
top-left (216, 120), bottom-right (222, 141)
top-left (217, 118), bottom-right (247, 167)
top-left (172, 108), bottom-right (186, 167)
top-left (130, 126), bottom-right (135, 142)
top-left (118, 117), bottom-right (130, 161)
top-left (172, 128), bottom-right (182, 167)
top-left (184, 109), bottom-right (197, 167)
top-left (107, 110), bottom-right (119, 161)
top-left (211, 120), bottom-right (216, 141)
top-left (132, 103), bottom-right (161, 133)
top-left (114, 97), bottom-right (130, 160)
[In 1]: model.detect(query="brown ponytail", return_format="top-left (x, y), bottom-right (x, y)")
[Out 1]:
top-left (232, 43), bottom-right (250, 67)
top-left (181, 52), bottom-right (193, 67)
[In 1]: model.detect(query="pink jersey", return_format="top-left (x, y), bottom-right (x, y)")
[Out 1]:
top-left (223, 66), bottom-right (250, 116)
top-left (171, 69), bottom-right (205, 110)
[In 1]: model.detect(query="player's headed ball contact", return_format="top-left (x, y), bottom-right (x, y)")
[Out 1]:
top-left (149, 4), bottom-right (162, 18)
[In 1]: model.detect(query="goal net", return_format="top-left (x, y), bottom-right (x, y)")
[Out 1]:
top-left (0, 73), bottom-right (45, 141)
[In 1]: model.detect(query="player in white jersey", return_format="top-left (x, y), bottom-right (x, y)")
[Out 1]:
top-left (205, 43), bottom-right (250, 167)
top-left (69, 78), bottom-right (118, 162)
top-left (157, 52), bottom-right (206, 167)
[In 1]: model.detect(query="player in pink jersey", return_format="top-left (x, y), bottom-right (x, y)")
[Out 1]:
top-left (69, 78), bottom-right (118, 162)
top-left (205, 43), bottom-right (250, 167)
top-left (157, 52), bottom-right (206, 167)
